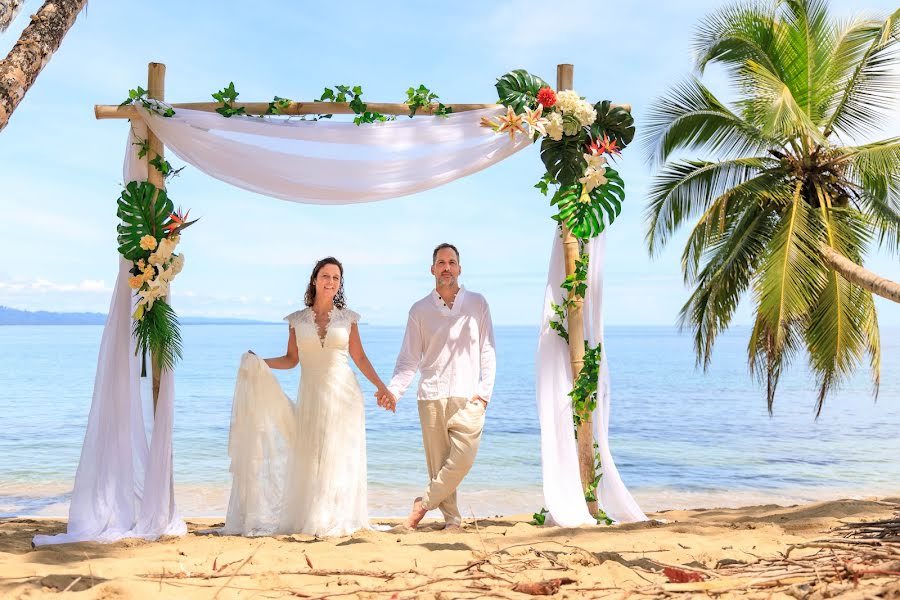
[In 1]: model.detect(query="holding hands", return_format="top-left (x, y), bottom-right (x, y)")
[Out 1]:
top-left (375, 388), bottom-right (397, 413)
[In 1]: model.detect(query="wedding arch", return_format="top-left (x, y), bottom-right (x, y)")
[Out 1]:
top-left (33, 62), bottom-right (646, 546)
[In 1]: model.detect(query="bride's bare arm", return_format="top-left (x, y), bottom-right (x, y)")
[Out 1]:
top-left (348, 323), bottom-right (390, 397)
top-left (253, 326), bottom-right (299, 369)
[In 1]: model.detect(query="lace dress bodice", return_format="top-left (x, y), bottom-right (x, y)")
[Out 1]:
top-left (283, 307), bottom-right (361, 371)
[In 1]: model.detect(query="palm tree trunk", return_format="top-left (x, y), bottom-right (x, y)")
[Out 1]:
top-left (0, 0), bottom-right (87, 132)
top-left (0, 0), bottom-right (27, 33)
top-left (820, 245), bottom-right (900, 303)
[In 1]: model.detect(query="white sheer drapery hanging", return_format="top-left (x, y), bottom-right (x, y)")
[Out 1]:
top-left (33, 120), bottom-right (186, 546)
top-left (535, 231), bottom-right (646, 526)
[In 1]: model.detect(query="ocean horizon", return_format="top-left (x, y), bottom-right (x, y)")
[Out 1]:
top-left (1, 323), bottom-right (898, 519)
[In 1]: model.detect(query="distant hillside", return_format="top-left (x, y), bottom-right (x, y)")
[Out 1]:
top-left (0, 306), bottom-right (274, 325)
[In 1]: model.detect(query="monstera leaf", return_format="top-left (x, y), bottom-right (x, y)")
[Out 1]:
top-left (116, 181), bottom-right (174, 261)
top-left (540, 132), bottom-right (589, 187)
top-left (495, 69), bottom-right (551, 113)
top-left (591, 100), bottom-right (635, 149)
top-left (551, 169), bottom-right (626, 239)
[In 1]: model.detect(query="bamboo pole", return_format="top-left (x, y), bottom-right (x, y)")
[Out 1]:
top-left (556, 63), bottom-right (598, 517)
top-left (95, 101), bottom-right (499, 120)
top-left (147, 62), bottom-right (165, 414)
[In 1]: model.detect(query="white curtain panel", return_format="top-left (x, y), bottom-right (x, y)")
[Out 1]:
top-left (536, 231), bottom-right (646, 527)
top-left (33, 120), bottom-right (186, 545)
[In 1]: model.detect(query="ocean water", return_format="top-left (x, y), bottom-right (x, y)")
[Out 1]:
top-left (1, 324), bottom-right (898, 518)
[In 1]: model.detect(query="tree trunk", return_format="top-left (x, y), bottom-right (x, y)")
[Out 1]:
top-left (0, 0), bottom-right (26, 32)
top-left (0, 0), bottom-right (87, 132)
top-left (820, 245), bottom-right (900, 303)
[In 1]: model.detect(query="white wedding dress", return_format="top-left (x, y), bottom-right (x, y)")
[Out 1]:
top-left (223, 306), bottom-right (369, 537)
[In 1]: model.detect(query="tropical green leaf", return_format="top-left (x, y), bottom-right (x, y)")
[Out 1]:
top-left (755, 186), bottom-right (826, 356)
top-left (823, 8), bottom-right (900, 138)
top-left (495, 69), bottom-right (551, 112)
top-left (693, 2), bottom-right (786, 79)
top-left (645, 157), bottom-right (777, 255)
top-left (679, 200), bottom-right (778, 368)
top-left (540, 132), bottom-right (589, 187)
top-left (551, 171), bottom-right (625, 239)
top-left (591, 100), bottom-right (635, 150)
top-left (643, 77), bottom-right (771, 166)
top-left (116, 181), bottom-right (174, 261)
top-left (133, 299), bottom-right (183, 372)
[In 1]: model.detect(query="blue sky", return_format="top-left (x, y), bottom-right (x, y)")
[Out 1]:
top-left (1, 0), bottom-right (898, 327)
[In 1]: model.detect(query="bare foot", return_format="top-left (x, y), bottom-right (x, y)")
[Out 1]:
top-left (442, 522), bottom-right (461, 531)
top-left (404, 497), bottom-right (428, 529)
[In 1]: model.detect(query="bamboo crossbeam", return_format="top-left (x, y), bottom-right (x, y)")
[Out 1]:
top-left (95, 101), bottom-right (502, 120)
top-left (96, 101), bottom-right (633, 120)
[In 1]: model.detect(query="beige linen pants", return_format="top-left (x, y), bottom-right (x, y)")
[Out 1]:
top-left (418, 397), bottom-right (485, 525)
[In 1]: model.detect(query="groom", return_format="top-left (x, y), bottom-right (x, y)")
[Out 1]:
top-left (377, 243), bottom-right (496, 530)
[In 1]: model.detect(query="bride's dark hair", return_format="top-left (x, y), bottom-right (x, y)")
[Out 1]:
top-left (305, 257), bottom-right (346, 309)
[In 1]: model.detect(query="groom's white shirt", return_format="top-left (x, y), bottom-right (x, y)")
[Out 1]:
top-left (388, 286), bottom-right (497, 403)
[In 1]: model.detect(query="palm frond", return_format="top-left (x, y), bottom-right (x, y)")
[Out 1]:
top-left (843, 138), bottom-right (900, 253)
top-left (643, 77), bottom-right (773, 166)
top-left (754, 183), bottom-right (826, 355)
top-left (747, 311), bottom-right (801, 413)
top-left (679, 200), bottom-right (779, 368)
top-left (741, 59), bottom-right (827, 144)
top-left (645, 156), bottom-right (777, 255)
top-left (133, 299), bottom-right (183, 372)
top-left (818, 15), bottom-right (886, 125)
top-left (823, 7), bottom-right (900, 138)
top-left (681, 171), bottom-right (791, 282)
top-left (778, 0), bottom-right (834, 121)
top-left (805, 195), bottom-right (876, 416)
top-left (694, 0), bottom-right (786, 80)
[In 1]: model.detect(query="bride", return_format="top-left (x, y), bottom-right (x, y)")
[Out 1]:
top-left (223, 256), bottom-right (392, 537)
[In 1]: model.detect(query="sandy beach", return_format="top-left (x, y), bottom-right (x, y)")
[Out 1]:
top-left (2, 496), bottom-right (899, 599)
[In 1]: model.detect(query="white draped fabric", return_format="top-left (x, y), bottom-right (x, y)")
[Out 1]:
top-left (33, 120), bottom-right (186, 545)
top-left (35, 104), bottom-right (643, 544)
top-left (536, 232), bottom-right (647, 526)
top-left (135, 105), bottom-right (532, 203)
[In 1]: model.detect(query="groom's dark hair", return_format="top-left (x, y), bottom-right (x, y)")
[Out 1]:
top-left (432, 243), bottom-right (459, 264)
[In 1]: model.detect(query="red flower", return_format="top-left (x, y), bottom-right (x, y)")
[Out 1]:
top-left (537, 87), bottom-right (557, 108)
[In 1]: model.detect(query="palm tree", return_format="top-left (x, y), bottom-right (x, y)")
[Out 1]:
top-left (644, 0), bottom-right (900, 415)
top-left (0, 0), bottom-right (88, 132)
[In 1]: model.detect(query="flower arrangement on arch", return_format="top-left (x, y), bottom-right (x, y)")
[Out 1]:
top-left (483, 70), bottom-right (635, 240)
top-left (117, 181), bottom-right (197, 372)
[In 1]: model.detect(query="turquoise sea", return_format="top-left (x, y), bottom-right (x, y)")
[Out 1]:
top-left (1, 324), bottom-right (898, 518)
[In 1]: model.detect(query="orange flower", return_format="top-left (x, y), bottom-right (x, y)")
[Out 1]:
top-left (495, 106), bottom-right (527, 141)
top-left (163, 207), bottom-right (197, 235)
top-left (589, 133), bottom-right (621, 157)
